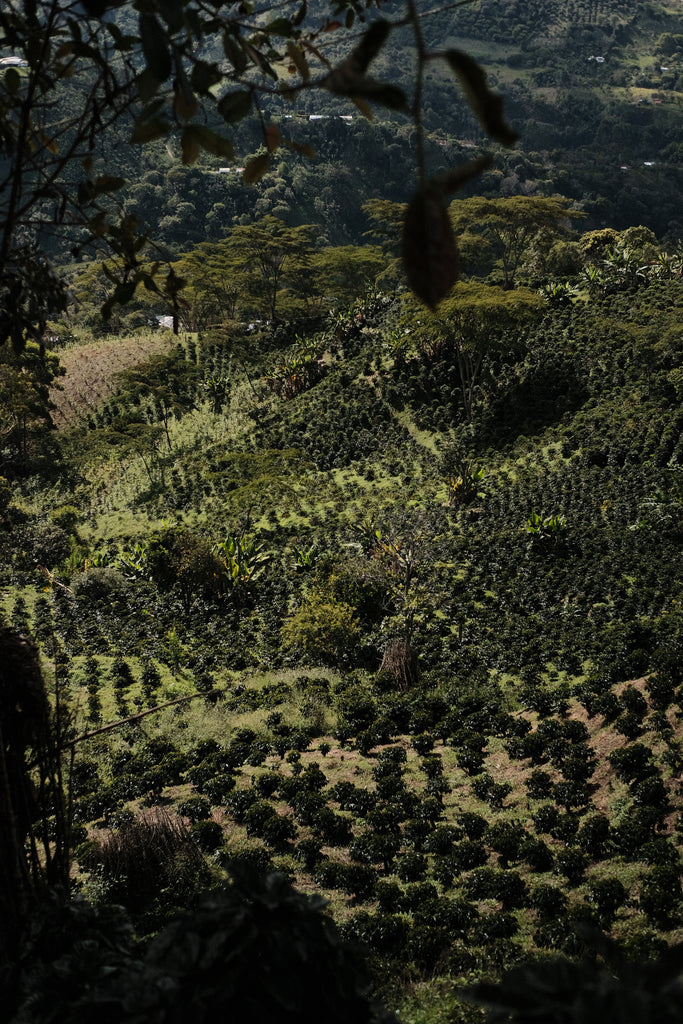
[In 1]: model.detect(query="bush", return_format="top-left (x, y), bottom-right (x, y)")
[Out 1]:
top-left (526, 769), bottom-right (554, 800)
top-left (282, 593), bottom-right (362, 667)
top-left (530, 883), bottom-right (568, 920)
top-left (177, 796), bottom-right (211, 824)
top-left (554, 847), bottom-right (588, 885)
top-left (586, 878), bottom-right (627, 925)
top-left (312, 808), bottom-right (353, 847)
top-left (395, 852), bottom-right (428, 883)
top-left (576, 814), bottom-right (611, 859)
top-left (190, 819), bottom-right (224, 852)
top-left (640, 865), bottom-right (683, 929)
top-left (519, 836), bottom-right (554, 872)
top-left (469, 911), bottom-right (519, 945)
top-left (342, 910), bottom-right (409, 957)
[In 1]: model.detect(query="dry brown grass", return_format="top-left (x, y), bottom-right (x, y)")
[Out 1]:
top-left (51, 332), bottom-right (174, 428)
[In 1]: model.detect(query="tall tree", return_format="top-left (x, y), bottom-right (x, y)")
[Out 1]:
top-left (449, 196), bottom-right (584, 289)
top-left (221, 216), bottom-right (315, 322)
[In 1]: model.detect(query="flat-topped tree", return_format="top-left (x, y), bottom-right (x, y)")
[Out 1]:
top-left (450, 195), bottom-right (585, 289)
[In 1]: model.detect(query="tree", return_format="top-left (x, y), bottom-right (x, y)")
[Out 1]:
top-left (191, 217), bottom-right (317, 323)
top-left (449, 196), bottom-right (584, 288)
top-left (172, 242), bottom-right (246, 330)
top-left (0, 1), bottom-right (518, 347)
top-left (312, 244), bottom-right (386, 307)
top-left (0, 340), bottom-right (62, 470)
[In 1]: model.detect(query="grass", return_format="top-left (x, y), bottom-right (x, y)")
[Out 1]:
top-left (51, 331), bottom-right (177, 428)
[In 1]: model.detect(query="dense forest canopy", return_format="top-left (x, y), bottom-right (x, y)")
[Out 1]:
top-left (1, 1), bottom-right (683, 1023)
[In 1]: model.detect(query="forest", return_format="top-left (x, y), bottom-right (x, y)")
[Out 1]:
top-left (1, 1), bottom-right (683, 1023)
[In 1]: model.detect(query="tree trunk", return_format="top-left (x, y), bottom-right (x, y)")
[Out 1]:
top-left (378, 639), bottom-right (420, 691)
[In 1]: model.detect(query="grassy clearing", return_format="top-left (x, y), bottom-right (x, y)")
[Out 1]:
top-left (51, 331), bottom-right (177, 428)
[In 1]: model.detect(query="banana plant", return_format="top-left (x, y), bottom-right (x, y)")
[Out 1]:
top-left (215, 534), bottom-right (271, 601)
top-left (200, 375), bottom-right (230, 414)
top-left (292, 544), bottom-right (318, 572)
top-left (447, 457), bottom-right (486, 506)
top-left (117, 541), bottom-right (149, 580)
top-left (525, 512), bottom-right (567, 552)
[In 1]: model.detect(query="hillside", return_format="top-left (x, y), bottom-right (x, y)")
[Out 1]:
top-left (3, 236), bottom-right (683, 1019)
top-left (36, 0), bottom-right (682, 266)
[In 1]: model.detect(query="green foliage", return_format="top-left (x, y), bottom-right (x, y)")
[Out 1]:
top-left (282, 593), bottom-right (362, 667)
top-left (9, 874), bottom-right (394, 1024)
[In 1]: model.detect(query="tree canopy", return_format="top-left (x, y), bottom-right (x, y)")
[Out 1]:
top-left (0, 0), bottom-right (519, 349)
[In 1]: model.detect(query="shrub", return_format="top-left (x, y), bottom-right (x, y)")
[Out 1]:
top-left (469, 911), bottom-right (519, 945)
top-left (190, 819), bottom-right (224, 852)
top-left (451, 840), bottom-right (489, 872)
top-left (225, 789), bottom-right (258, 823)
top-left (586, 878), bottom-right (627, 925)
top-left (291, 791), bottom-right (326, 825)
top-left (554, 847), bottom-right (588, 885)
top-left (404, 923), bottom-right (450, 973)
top-left (576, 814), bottom-right (612, 859)
top-left (608, 744), bottom-right (655, 783)
top-left (294, 839), bottom-right (325, 870)
top-left (396, 852), bottom-right (428, 883)
top-left (423, 825), bottom-right (459, 856)
top-left (375, 880), bottom-right (403, 912)
top-left (459, 812), bottom-right (488, 840)
top-left (526, 769), bottom-right (554, 800)
top-left (640, 865), bottom-right (683, 928)
top-left (312, 808), bottom-right (353, 847)
top-left (412, 733), bottom-right (434, 755)
top-left (530, 883), bottom-right (568, 920)
top-left (519, 836), bottom-right (554, 872)
top-left (342, 911), bottom-right (409, 957)
top-left (349, 829), bottom-right (401, 872)
top-left (177, 795), bottom-right (211, 824)
top-left (282, 594), bottom-right (362, 667)
top-left (335, 863), bottom-right (377, 902)
top-left (487, 821), bottom-right (526, 868)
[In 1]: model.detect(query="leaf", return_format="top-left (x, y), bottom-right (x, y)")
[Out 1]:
top-left (94, 174), bottom-right (126, 195)
top-left (130, 117), bottom-right (170, 144)
top-left (223, 32), bottom-right (248, 75)
top-left (350, 20), bottom-right (392, 74)
top-left (402, 186), bottom-right (459, 309)
top-left (190, 60), bottom-right (222, 94)
top-left (139, 13), bottom-right (172, 82)
top-left (174, 81), bottom-right (198, 122)
top-left (218, 90), bottom-right (252, 123)
top-left (243, 154), bottom-right (270, 184)
top-left (351, 96), bottom-right (373, 121)
top-left (433, 154), bottom-right (494, 196)
top-left (284, 139), bottom-right (316, 159)
top-left (266, 18), bottom-right (295, 37)
top-left (286, 41), bottom-right (310, 82)
top-left (4, 67), bottom-right (20, 95)
top-left (293, 1), bottom-right (307, 27)
top-left (181, 125), bottom-right (201, 164)
top-left (136, 66), bottom-right (161, 102)
top-left (445, 50), bottom-right (518, 147)
top-left (192, 126), bottom-right (234, 159)
top-left (324, 20), bottom-right (405, 110)
top-left (37, 130), bottom-right (59, 154)
top-left (156, 0), bottom-right (185, 33)
top-left (265, 124), bottom-right (281, 152)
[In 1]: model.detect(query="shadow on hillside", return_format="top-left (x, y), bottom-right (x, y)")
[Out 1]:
top-left (476, 362), bottom-right (588, 447)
